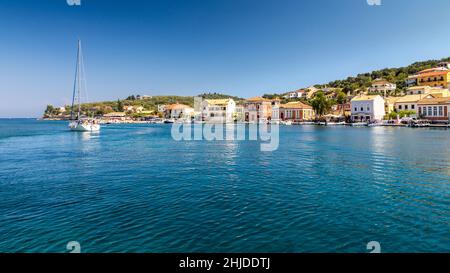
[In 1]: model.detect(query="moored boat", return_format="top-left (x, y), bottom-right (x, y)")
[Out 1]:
top-left (351, 122), bottom-right (368, 127)
top-left (408, 120), bottom-right (431, 128)
top-left (68, 40), bottom-right (100, 132)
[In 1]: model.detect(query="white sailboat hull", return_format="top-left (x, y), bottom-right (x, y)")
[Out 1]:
top-left (69, 121), bottom-right (100, 132)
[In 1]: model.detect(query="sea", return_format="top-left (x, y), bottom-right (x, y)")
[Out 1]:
top-left (0, 119), bottom-right (448, 252)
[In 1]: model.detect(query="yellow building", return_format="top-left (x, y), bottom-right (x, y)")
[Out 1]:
top-left (384, 97), bottom-right (400, 114)
top-left (417, 70), bottom-right (450, 88)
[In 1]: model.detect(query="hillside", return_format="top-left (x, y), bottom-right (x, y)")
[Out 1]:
top-left (316, 57), bottom-right (450, 95)
top-left (43, 93), bottom-right (242, 118)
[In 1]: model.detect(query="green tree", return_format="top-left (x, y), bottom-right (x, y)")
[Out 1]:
top-left (336, 91), bottom-right (347, 116)
top-left (44, 104), bottom-right (54, 116)
top-left (310, 92), bottom-right (332, 119)
top-left (117, 99), bottom-right (124, 112)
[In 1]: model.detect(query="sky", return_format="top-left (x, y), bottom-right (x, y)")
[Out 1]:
top-left (1, 0), bottom-right (450, 117)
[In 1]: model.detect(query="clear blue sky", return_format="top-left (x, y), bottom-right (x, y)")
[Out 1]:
top-left (1, 0), bottom-right (450, 117)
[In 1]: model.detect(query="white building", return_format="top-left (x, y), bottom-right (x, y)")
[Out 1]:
top-left (164, 103), bottom-right (194, 119)
top-left (368, 79), bottom-right (396, 97)
top-left (235, 105), bottom-right (245, 122)
top-left (201, 98), bottom-right (236, 123)
top-left (351, 95), bottom-right (386, 122)
top-left (157, 104), bottom-right (166, 113)
top-left (285, 89), bottom-right (307, 99)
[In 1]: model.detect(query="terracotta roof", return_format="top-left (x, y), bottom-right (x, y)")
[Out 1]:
top-left (372, 79), bottom-right (392, 85)
top-left (165, 103), bottom-right (192, 110)
top-left (418, 67), bottom-right (449, 74)
top-left (417, 70), bottom-right (450, 77)
top-left (418, 97), bottom-right (450, 105)
top-left (395, 94), bottom-right (430, 103)
top-left (205, 99), bottom-right (232, 105)
top-left (245, 97), bottom-right (270, 102)
top-left (385, 97), bottom-right (401, 104)
top-left (350, 95), bottom-right (381, 102)
top-left (280, 101), bottom-right (312, 109)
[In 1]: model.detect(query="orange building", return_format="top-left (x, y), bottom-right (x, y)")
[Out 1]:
top-left (279, 101), bottom-right (314, 121)
top-left (243, 97), bottom-right (277, 123)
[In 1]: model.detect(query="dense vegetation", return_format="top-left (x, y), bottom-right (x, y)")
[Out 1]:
top-left (316, 57), bottom-right (450, 95)
top-left (43, 93), bottom-right (242, 117)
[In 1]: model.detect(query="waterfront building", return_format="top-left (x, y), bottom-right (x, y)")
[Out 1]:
top-left (350, 95), bottom-right (385, 122)
top-left (164, 103), bottom-right (194, 119)
top-left (271, 99), bottom-right (281, 122)
top-left (384, 97), bottom-right (400, 114)
top-left (394, 94), bottom-right (429, 112)
top-left (243, 97), bottom-right (274, 123)
top-left (368, 78), bottom-right (396, 97)
top-left (279, 101), bottom-right (314, 121)
top-left (102, 112), bottom-right (129, 122)
top-left (200, 98), bottom-right (236, 123)
top-left (234, 105), bottom-right (245, 122)
top-left (332, 102), bottom-right (351, 116)
top-left (393, 92), bottom-right (449, 112)
top-left (417, 97), bottom-right (450, 123)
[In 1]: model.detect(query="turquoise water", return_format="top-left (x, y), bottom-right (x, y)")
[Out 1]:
top-left (0, 119), bottom-right (448, 253)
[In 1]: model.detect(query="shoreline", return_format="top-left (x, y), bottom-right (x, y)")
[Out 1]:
top-left (39, 118), bottom-right (450, 128)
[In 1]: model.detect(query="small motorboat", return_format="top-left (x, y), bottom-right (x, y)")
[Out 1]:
top-left (408, 120), bottom-right (430, 128)
top-left (367, 122), bottom-right (383, 127)
top-left (351, 122), bottom-right (368, 127)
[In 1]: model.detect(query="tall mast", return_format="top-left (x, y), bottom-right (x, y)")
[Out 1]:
top-left (70, 40), bottom-right (81, 120)
top-left (77, 40), bottom-right (82, 118)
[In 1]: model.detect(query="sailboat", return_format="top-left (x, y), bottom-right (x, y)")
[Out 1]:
top-left (68, 40), bottom-right (100, 132)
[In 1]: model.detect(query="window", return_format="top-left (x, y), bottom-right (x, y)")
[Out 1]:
top-left (367, 106), bottom-right (370, 111)
top-left (428, 106), bottom-right (432, 116)
top-left (434, 107), bottom-right (438, 116)
top-left (360, 107), bottom-right (363, 111)
top-left (411, 105), bottom-right (415, 110)
top-left (405, 105), bottom-right (408, 110)
top-left (439, 106), bottom-right (443, 116)
top-left (354, 107), bottom-right (357, 112)
top-left (399, 105), bottom-right (402, 110)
